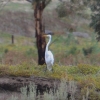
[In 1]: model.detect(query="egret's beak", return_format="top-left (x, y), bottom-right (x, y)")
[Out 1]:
top-left (42, 35), bottom-right (47, 37)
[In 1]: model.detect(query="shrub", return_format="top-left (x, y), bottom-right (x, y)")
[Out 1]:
top-left (67, 66), bottom-right (79, 75)
top-left (4, 48), bottom-right (8, 53)
top-left (9, 80), bottom-right (100, 100)
top-left (68, 46), bottom-right (79, 55)
top-left (0, 65), bottom-right (9, 76)
top-left (56, 2), bottom-right (67, 18)
top-left (8, 81), bottom-right (77, 100)
top-left (77, 64), bottom-right (99, 75)
top-left (88, 89), bottom-right (100, 100)
top-left (82, 47), bottom-right (94, 56)
top-left (81, 88), bottom-right (100, 100)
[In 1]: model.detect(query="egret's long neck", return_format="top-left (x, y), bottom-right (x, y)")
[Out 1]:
top-left (46, 35), bottom-right (51, 52)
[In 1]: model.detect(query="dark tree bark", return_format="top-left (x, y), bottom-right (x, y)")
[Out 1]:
top-left (34, 1), bottom-right (46, 65)
top-left (26, 0), bottom-right (51, 65)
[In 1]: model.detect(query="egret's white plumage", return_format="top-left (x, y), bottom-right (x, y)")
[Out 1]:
top-left (45, 35), bottom-right (54, 71)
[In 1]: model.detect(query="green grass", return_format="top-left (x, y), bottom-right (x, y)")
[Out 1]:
top-left (1, 31), bottom-right (100, 65)
top-left (2, 2), bottom-right (32, 12)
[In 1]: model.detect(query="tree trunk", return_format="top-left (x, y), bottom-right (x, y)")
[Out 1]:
top-left (34, 2), bottom-right (46, 65)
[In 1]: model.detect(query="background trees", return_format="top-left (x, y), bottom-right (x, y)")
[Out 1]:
top-left (90, 0), bottom-right (100, 40)
top-left (56, 0), bottom-right (89, 18)
top-left (57, 0), bottom-right (100, 41)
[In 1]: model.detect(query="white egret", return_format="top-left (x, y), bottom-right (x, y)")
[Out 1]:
top-left (43, 35), bottom-right (54, 71)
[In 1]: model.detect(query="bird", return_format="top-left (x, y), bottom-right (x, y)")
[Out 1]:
top-left (43, 34), bottom-right (54, 71)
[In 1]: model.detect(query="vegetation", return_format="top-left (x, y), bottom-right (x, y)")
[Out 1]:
top-left (8, 81), bottom-right (76, 100)
top-left (8, 80), bottom-right (100, 100)
top-left (90, 0), bottom-right (100, 40)
top-left (1, 2), bottom-right (32, 12)
top-left (0, 0), bottom-right (100, 100)
top-left (0, 32), bottom-right (100, 94)
top-left (56, 0), bottom-right (90, 18)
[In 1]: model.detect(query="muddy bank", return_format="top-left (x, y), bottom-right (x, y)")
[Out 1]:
top-left (0, 76), bottom-right (60, 99)
top-left (0, 76), bottom-right (82, 100)
top-left (0, 76), bottom-right (59, 91)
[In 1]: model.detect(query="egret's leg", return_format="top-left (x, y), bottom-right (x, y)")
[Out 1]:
top-left (44, 67), bottom-right (47, 72)
top-left (51, 68), bottom-right (54, 72)
top-left (43, 65), bottom-right (47, 72)
top-left (47, 65), bottom-right (52, 71)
